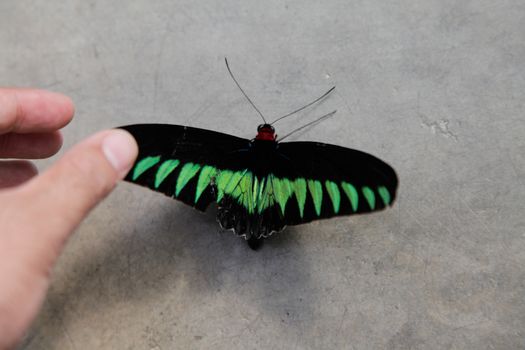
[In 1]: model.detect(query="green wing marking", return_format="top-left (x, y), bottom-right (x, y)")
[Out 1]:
top-left (155, 159), bottom-right (180, 188)
top-left (307, 180), bottom-right (323, 216)
top-left (258, 176), bottom-right (274, 214)
top-left (215, 169), bottom-right (233, 202)
top-left (272, 177), bottom-right (294, 215)
top-left (195, 165), bottom-right (217, 202)
top-left (293, 178), bottom-right (307, 218)
top-left (362, 186), bottom-right (376, 210)
top-left (132, 156), bottom-right (161, 180)
top-left (377, 186), bottom-right (391, 206)
top-left (175, 163), bottom-right (201, 196)
top-left (237, 172), bottom-right (255, 213)
top-left (216, 170), bottom-right (245, 202)
top-left (341, 182), bottom-right (358, 212)
top-left (325, 180), bottom-right (341, 214)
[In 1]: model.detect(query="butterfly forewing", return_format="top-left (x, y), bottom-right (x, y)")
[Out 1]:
top-left (271, 141), bottom-right (398, 225)
top-left (120, 124), bottom-right (251, 211)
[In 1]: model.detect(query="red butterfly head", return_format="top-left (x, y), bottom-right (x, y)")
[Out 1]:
top-left (255, 124), bottom-right (276, 141)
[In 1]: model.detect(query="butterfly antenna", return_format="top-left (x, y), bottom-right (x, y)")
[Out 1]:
top-left (278, 110), bottom-right (337, 141)
top-left (225, 57), bottom-right (267, 124)
top-left (270, 86), bottom-right (335, 125)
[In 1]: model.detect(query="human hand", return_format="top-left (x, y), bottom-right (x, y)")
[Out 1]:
top-left (0, 89), bottom-right (138, 349)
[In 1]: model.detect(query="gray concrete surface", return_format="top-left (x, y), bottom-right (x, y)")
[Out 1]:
top-left (1, 0), bottom-right (524, 349)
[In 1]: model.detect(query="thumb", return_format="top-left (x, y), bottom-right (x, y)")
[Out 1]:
top-left (18, 129), bottom-right (138, 260)
top-left (0, 129), bottom-right (137, 348)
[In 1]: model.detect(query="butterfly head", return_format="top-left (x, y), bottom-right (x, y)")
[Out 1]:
top-left (255, 124), bottom-right (276, 141)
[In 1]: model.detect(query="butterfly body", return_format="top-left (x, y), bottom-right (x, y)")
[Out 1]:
top-left (121, 123), bottom-right (398, 249)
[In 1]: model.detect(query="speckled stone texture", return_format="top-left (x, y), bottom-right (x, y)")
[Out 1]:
top-left (2, 1), bottom-right (524, 349)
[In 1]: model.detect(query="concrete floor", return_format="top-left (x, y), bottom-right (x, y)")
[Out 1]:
top-left (2, 0), bottom-right (524, 349)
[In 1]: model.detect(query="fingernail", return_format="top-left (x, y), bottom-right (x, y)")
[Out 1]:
top-left (102, 130), bottom-right (138, 178)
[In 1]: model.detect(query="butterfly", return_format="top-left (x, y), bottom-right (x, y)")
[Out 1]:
top-left (119, 59), bottom-right (398, 249)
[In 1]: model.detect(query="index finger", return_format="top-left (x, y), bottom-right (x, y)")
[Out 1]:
top-left (0, 89), bottom-right (74, 135)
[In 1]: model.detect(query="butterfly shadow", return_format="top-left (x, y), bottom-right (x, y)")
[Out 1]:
top-left (25, 195), bottom-right (321, 347)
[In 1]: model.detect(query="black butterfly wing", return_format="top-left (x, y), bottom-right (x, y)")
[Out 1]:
top-left (264, 141), bottom-right (398, 226)
top-left (120, 124), bottom-right (251, 211)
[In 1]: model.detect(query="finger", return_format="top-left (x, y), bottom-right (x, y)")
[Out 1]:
top-left (0, 131), bottom-right (63, 159)
top-left (0, 89), bottom-right (74, 135)
top-left (14, 129), bottom-right (138, 263)
top-left (0, 160), bottom-right (38, 188)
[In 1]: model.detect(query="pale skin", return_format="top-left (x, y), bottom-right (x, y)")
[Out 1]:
top-left (0, 89), bottom-right (138, 349)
